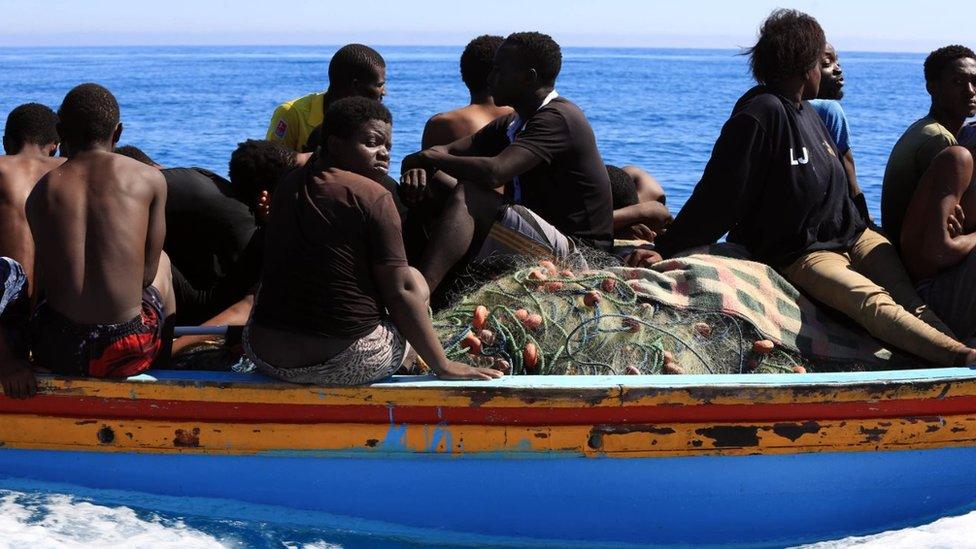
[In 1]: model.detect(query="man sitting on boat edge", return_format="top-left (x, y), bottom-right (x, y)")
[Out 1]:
top-left (400, 31), bottom-right (613, 298)
top-left (244, 97), bottom-right (502, 384)
top-left (0, 103), bottom-right (63, 397)
top-left (883, 45), bottom-right (976, 346)
top-left (28, 83), bottom-right (178, 378)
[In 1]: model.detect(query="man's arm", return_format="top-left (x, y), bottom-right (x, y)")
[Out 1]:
top-left (415, 145), bottom-right (543, 190)
top-left (901, 146), bottom-right (976, 280)
top-left (842, 149), bottom-right (872, 222)
top-left (653, 114), bottom-right (767, 259)
top-left (374, 264), bottom-right (500, 380)
top-left (613, 201), bottom-right (672, 234)
top-left (171, 293), bottom-right (254, 355)
top-left (143, 171), bottom-right (167, 288)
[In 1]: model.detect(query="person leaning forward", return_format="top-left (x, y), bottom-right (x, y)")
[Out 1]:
top-left (640, 10), bottom-right (976, 367)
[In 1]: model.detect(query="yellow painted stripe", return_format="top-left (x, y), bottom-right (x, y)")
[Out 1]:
top-left (3, 413), bottom-right (975, 458)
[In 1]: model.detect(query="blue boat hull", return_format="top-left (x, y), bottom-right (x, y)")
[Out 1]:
top-left (1, 446), bottom-right (974, 546)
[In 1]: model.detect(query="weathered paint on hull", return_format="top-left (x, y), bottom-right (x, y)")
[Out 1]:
top-left (2, 368), bottom-right (976, 545)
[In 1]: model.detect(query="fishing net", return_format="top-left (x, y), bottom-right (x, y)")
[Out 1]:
top-left (433, 255), bottom-right (809, 376)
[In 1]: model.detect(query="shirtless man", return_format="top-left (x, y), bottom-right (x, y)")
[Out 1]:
top-left (0, 104), bottom-right (62, 293)
top-left (27, 83), bottom-right (176, 377)
top-left (421, 35), bottom-right (513, 148)
top-left (884, 46), bottom-right (976, 343)
top-left (0, 103), bottom-right (61, 397)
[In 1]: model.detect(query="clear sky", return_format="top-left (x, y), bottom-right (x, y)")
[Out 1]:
top-left (0, 0), bottom-right (969, 52)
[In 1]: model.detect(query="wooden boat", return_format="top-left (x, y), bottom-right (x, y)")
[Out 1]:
top-left (2, 367), bottom-right (976, 546)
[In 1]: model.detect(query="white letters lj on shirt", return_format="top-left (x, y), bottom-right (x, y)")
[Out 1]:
top-left (789, 147), bottom-right (809, 166)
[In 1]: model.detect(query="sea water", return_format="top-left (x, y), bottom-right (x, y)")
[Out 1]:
top-left (0, 45), bottom-right (968, 547)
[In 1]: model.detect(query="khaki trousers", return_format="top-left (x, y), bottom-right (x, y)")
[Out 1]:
top-left (780, 228), bottom-right (967, 366)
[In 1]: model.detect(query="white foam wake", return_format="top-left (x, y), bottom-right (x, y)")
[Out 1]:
top-left (801, 510), bottom-right (976, 548)
top-left (0, 490), bottom-right (229, 548)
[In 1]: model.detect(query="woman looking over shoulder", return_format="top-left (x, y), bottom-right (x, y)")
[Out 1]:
top-left (641, 9), bottom-right (976, 367)
top-left (244, 97), bottom-right (502, 385)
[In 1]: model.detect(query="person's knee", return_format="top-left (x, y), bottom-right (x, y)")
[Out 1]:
top-left (930, 146), bottom-right (974, 193)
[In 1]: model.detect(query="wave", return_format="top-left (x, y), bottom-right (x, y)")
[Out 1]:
top-left (800, 510), bottom-right (976, 548)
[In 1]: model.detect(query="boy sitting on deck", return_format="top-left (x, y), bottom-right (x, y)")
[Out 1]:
top-left (243, 97), bottom-right (502, 385)
top-left (27, 83), bottom-right (177, 378)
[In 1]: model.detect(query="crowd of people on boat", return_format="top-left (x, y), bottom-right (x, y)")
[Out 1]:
top-left (1, 9), bottom-right (976, 398)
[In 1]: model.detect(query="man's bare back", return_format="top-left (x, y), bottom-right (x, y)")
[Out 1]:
top-left (0, 153), bottom-right (64, 290)
top-left (28, 151), bottom-right (166, 324)
top-left (421, 104), bottom-right (513, 149)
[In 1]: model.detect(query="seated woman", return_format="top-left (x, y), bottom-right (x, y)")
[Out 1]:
top-left (243, 97), bottom-right (502, 385)
top-left (644, 9), bottom-right (976, 367)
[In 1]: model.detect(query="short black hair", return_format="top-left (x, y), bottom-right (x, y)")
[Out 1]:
top-left (228, 139), bottom-right (296, 204)
top-left (924, 45), bottom-right (976, 83)
top-left (57, 83), bottom-right (120, 147)
top-left (746, 9), bottom-right (825, 85)
top-left (3, 103), bottom-right (59, 154)
top-left (114, 145), bottom-right (156, 166)
top-left (320, 97), bottom-right (392, 143)
top-left (505, 32), bottom-right (562, 85)
top-left (329, 44), bottom-right (386, 87)
top-left (461, 35), bottom-right (504, 94)
top-left (607, 165), bottom-right (638, 209)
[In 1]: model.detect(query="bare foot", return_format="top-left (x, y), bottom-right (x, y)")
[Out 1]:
top-left (0, 358), bottom-right (37, 399)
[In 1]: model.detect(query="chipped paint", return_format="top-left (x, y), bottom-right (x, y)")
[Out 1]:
top-left (772, 421), bottom-right (821, 442)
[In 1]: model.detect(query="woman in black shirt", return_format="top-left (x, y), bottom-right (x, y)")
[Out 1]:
top-left (651, 10), bottom-right (975, 366)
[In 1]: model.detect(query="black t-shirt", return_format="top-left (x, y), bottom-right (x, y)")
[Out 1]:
top-left (163, 167), bottom-right (263, 322)
top-left (654, 87), bottom-right (867, 267)
top-left (470, 96), bottom-right (613, 249)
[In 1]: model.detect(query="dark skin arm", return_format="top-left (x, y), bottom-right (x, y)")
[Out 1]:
top-left (613, 201), bottom-right (672, 239)
top-left (402, 141), bottom-right (542, 191)
top-left (374, 264), bottom-right (501, 380)
top-left (171, 293), bottom-right (254, 355)
top-left (144, 171), bottom-right (167, 288)
top-left (841, 149), bottom-right (873, 222)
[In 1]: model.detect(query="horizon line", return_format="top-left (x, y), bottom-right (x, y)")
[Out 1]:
top-left (0, 42), bottom-right (935, 55)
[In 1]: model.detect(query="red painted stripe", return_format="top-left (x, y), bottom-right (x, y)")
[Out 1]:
top-left (1, 394), bottom-right (976, 425)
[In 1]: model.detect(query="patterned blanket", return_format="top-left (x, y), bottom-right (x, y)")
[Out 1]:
top-left (611, 249), bottom-right (889, 365)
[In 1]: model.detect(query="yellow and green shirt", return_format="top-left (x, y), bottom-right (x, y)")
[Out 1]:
top-left (265, 92), bottom-right (325, 152)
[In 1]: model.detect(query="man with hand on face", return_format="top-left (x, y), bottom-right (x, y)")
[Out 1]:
top-left (245, 97), bottom-right (502, 385)
top-left (884, 45), bottom-right (976, 345)
top-left (400, 32), bottom-right (612, 295)
top-left (809, 43), bottom-right (868, 219)
top-left (266, 44), bottom-right (387, 153)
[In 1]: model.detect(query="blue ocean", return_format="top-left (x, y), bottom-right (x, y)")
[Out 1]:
top-left (0, 45), bottom-right (971, 547)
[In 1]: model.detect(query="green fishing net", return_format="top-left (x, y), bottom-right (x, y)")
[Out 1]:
top-left (433, 259), bottom-right (808, 376)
